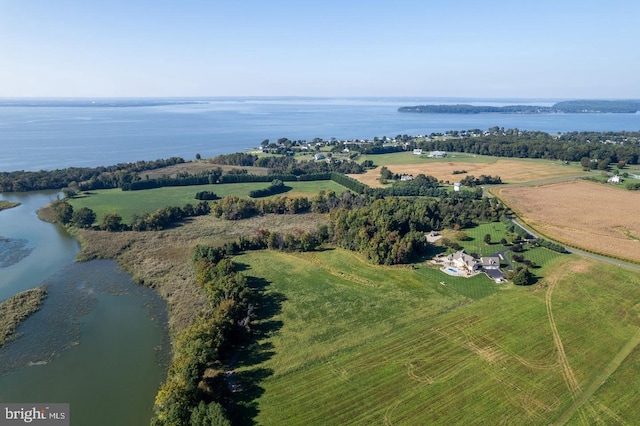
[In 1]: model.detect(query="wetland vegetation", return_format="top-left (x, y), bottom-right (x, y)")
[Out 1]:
top-left (0, 286), bottom-right (47, 347)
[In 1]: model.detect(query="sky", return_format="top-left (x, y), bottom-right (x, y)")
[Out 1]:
top-left (0, 0), bottom-right (639, 99)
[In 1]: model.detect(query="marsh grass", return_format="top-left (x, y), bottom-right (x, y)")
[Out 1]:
top-left (77, 212), bottom-right (329, 335)
top-left (0, 285), bottom-right (47, 347)
top-left (0, 201), bottom-right (20, 211)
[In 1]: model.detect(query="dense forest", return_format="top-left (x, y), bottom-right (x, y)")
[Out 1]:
top-left (398, 100), bottom-right (640, 114)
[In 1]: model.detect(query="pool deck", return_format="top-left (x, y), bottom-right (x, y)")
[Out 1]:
top-left (433, 255), bottom-right (504, 282)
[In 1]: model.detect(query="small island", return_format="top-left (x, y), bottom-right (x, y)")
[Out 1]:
top-left (0, 201), bottom-right (20, 211)
top-left (0, 286), bottom-right (47, 348)
top-left (398, 100), bottom-right (640, 114)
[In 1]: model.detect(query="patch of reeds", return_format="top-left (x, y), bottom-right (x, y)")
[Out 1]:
top-left (0, 285), bottom-right (47, 347)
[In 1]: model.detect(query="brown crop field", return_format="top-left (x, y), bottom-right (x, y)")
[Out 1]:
top-left (351, 158), bottom-right (585, 188)
top-left (140, 162), bottom-right (270, 179)
top-left (495, 180), bottom-right (640, 262)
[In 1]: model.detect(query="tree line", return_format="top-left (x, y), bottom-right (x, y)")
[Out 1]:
top-left (152, 221), bottom-right (334, 425)
top-left (212, 153), bottom-right (367, 175)
top-left (0, 157), bottom-right (185, 192)
top-left (413, 131), bottom-right (640, 165)
top-left (152, 251), bottom-right (249, 425)
top-left (51, 200), bottom-right (211, 231)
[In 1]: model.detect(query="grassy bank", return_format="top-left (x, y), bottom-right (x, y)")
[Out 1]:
top-left (0, 286), bottom-right (47, 347)
top-left (77, 212), bottom-right (329, 335)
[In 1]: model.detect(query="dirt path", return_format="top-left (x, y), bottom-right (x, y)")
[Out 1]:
top-left (553, 327), bottom-right (640, 425)
top-left (545, 276), bottom-right (582, 398)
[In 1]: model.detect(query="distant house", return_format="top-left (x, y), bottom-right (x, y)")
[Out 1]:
top-left (413, 148), bottom-right (423, 155)
top-left (608, 175), bottom-right (621, 183)
top-left (400, 174), bottom-right (414, 181)
top-left (453, 183), bottom-right (461, 192)
top-left (314, 153), bottom-right (325, 161)
top-left (429, 150), bottom-right (447, 158)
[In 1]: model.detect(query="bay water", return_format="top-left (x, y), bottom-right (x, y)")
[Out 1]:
top-left (1, 97), bottom-right (639, 172)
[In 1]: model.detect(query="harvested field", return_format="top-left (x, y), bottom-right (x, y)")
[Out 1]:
top-left (495, 180), bottom-right (640, 262)
top-left (352, 158), bottom-right (585, 188)
top-left (140, 162), bottom-right (269, 179)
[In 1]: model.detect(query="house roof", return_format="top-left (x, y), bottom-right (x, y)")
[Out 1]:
top-left (447, 250), bottom-right (477, 268)
top-left (480, 256), bottom-right (500, 267)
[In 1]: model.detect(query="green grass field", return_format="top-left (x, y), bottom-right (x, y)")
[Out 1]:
top-left (358, 151), bottom-right (497, 166)
top-left (68, 180), bottom-right (347, 223)
top-left (227, 249), bottom-right (640, 425)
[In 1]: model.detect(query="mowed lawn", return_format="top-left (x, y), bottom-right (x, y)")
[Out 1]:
top-left (231, 249), bottom-right (640, 425)
top-left (68, 180), bottom-right (348, 224)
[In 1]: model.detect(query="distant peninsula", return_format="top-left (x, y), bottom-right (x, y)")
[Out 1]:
top-left (398, 100), bottom-right (640, 114)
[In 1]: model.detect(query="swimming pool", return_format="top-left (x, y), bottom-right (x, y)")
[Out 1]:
top-left (446, 267), bottom-right (459, 274)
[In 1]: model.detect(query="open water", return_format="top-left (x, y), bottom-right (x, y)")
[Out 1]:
top-left (1, 97), bottom-right (640, 172)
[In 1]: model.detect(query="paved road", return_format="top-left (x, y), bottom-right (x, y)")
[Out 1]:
top-left (511, 218), bottom-right (640, 273)
top-left (482, 175), bottom-right (640, 272)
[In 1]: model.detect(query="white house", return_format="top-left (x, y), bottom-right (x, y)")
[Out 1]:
top-left (446, 250), bottom-right (480, 272)
top-left (608, 175), bottom-right (621, 183)
top-left (453, 183), bottom-right (461, 192)
top-left (413, 148), bottom-right (423, 155)
top-left (429, 151), bottom-right (447, 158)
top-left (314, 153), bottom-right (325, 161)
top-left (400, 174), bottom-right (414, 181)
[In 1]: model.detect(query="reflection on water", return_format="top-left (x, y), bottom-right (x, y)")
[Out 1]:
top-left (0, 260), bottom-right (170, 426)
top-left (0, 260), bottom-right (169, 375)
top-left (0, 237), bottom-right (32, 268)
top-left (0, 191), bottom-right (79, 301)
top-left (0, 192), bottom-right (170, 425)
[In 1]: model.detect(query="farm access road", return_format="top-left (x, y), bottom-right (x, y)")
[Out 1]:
top-left (510, 219), bottom-right (640, 273)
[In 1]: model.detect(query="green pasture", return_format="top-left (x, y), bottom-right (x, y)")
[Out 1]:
top-left (68, 180), bottom-right (347, 224)
top-left (359, 151), bottom-right (497, 166)
top-left (230, 249), bottom-right (640, 425)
